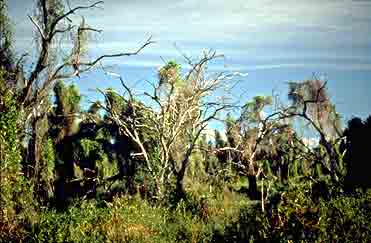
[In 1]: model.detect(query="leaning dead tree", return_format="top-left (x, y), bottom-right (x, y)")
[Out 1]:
top-left (100, 50), bottom-right (239, 199)
top-left (2, 0), bottom-right (152, 186)
top-left (20, 0), bottom-right (153, 119)
top-left (213, 79), bottom-right (344, 201)
top-left (253, 80), bottom-right (344, 183)
top-left (216, 95), bottom-right (295, 200)
top-left (285, 79), bottom-right (344, 181)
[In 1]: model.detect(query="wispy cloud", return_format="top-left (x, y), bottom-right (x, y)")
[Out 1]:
top-left (80, 0), bottom-right (371, 43)
top-left (10, 0), bottom-right (371, 56)
top-left (7, 0), bottom-right (371, 122)
top-left (97, 58), bottom-right (371, 72)
top-left (241, 63), bottom-right (371, 71)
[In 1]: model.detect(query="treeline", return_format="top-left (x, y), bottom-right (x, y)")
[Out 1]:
top-left (1, 1), bottom-right (371, 242)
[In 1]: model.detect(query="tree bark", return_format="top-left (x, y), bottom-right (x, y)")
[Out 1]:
top-left (247, 174), bottom-right (259, 200)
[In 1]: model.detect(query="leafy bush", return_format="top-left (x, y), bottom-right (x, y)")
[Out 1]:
top-left (0, 70), bottom-right (37, 242)
top-left (317, 191), bottom-right (371, 242)
top-left (30, 195), bottom-right (215, 243)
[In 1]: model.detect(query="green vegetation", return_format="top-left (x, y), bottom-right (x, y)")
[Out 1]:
top-left (1, 1), bottom-right (371, 242)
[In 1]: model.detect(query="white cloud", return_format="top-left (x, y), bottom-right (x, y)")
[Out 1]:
top-left (98, 60), bottom-right (371, 72)
top-left (10, 0), bottom-right (371, 42)
top-left (225, 63), bottom-right (371, 72)
top-left (58, 0), bottom-right (371, 47)
top-left (302, 137), bottom-right (319, 148)
top-left (9, 0), bottom-right (371, 73)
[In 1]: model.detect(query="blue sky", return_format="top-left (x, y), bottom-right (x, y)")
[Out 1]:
top-left (8, 0), bottom-right (371, 124)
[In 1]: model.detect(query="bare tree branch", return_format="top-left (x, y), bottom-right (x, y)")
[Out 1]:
top-left (48, 1), bottom-right (104, 37)
top-left (28, 15), bottom-right (45, 40)
top-left (80, 36), bottom-right (154, 69)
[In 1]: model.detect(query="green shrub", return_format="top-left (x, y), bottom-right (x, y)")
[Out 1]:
top-left (317, 191), bottom-right (371, 242)
top-left (0, 69), bottom-right (37, 242)
top-left (30, 195), bottom-right (215, 243)
top-left (208, 179), bottom-right (371, 242)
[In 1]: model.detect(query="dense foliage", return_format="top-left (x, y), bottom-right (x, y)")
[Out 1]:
top-left (1, 1), bottom-right (371, 242)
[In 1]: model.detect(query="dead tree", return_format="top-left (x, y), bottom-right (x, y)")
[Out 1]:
top-left (7, 0), bottom-right (152, 184)
top-left (284, 80), bottom-right (344, 182)
top-left (100, 50), bottom-right (238, 200)
top-left (215, 95), bottom-right (294, 200)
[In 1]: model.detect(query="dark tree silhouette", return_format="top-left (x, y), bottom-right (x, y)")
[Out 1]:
top-left (343, 115), bottom-right (371, 191)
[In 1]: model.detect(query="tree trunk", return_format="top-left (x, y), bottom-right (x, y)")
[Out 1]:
top-left (281, 158), bottom-right (289, 183)
top-left (247, 174), bottom-right (259, 200)
top-left (174, 157), bottom-right (188, 201)
top-left (173, 142), bottom-right (197, 201)
top-left (320, 137), bottom-right (340, 183)
top-left (175, 176), bottom-right (186, 201)
top-left (26, 118), bottom-right (40, 179)
top-left (26, 115), bottom-right (51, 204)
